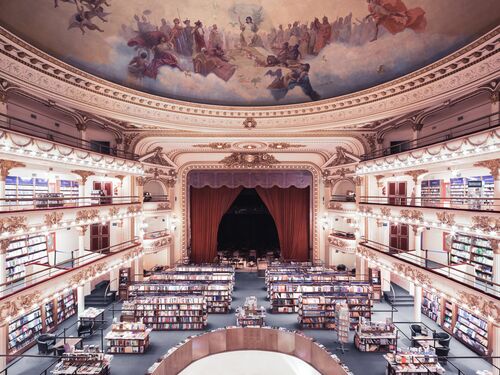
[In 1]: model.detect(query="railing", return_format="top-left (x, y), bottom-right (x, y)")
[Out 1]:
top-left (143, 230), bottom-right (170, 240)
top-left (359, 196), bottom-right (498, 212)
top-left (329, 230), bottom-right (356, 240)
top-left (143, 195), bottom-right (170, 202)
top-left (0, 113), bottom-right (139, 160)
top-left (0, 195), bottom-right (140, 213)
top-left (360, 112), bottom-right (499, 161)
top-left (359, 239), bottom-right (499, 298)
top-left (329, 195), bottom-right (356, 202)
top-left (0, 238), bottom-right (141, 298)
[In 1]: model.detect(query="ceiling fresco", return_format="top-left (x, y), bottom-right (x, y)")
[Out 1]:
top-left (0, 0), bottom-right (499, 106)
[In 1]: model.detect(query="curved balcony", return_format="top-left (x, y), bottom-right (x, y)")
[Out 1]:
top-left (0, 238), bottom-right (142, 299)
top-left (359, 196), bottom-right (499, 213)
top-left (143, 195), bottom-right (171, 215)
top-left (0, 195), bottom-right (140, 213)
top-left (328, 231), bottom-right (357, 254)
top-left (327, 196), bottom-right (357, 213)
top-left (358, 239), bottom-right (499, 299)
top-left (146, 327), bottom-right (352, 375)
top-left (360, 113), bottom-right (499, 161)
top-left (143, 230), bottom-right (171, 254)
top-left (0, 114), bottom-right (143, 174)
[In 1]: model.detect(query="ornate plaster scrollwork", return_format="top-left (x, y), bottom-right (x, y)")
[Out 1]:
top-left (405, 169), bottom-right (428, 183)
top-left (0, 160), bottom-right (26, 181)
top-left (400, 209), bottom-right (424, 233)
top-left (44, 212), bottom-right (63, 227)
top-left (71, 170), bottom-right (95, 184)
top-left (359, 206), bottom-right (373, 214)
top-left (127, 204), bottom-right (142, 214)
top-left (436, 212), bottom-right (455, 227)
top-left (220, 152), bottom-right (279, 168)
top-left (473, 159), bottom-right (500, 180)
top-left (392, 262), bottom-right (432, 287)
top-left (68, 262), bottom-right (107, 286)
top-left (242, 117), bottom-right (257, 129)
top-left (0, 290), bottom-right (42, 321)
top-left (375, 175), bottom-right (385, 188)
top-left (0, 239), bottom-right (11, 255)
top-left (0, 216), bottom-right (28, 234)
top-left (458, 291), bottom-right (500, 324)
top-left (136, 176), bottom-right (146, 186)
top-left (328, 202), bottom-right (343, 210)
top-left (157, 202), bottom-right (171, 210)
top-left (108, 207), bottom-right (120, 217)
top-left (380, 207), bottom-right (391, 217)
top-left (193, 142), bottom-right (231, 149)
top-left (471, 216), bottom-right (500, 232)
top-left (353, 176), bottom-right (363, 186)
top-left (76, 209), bottom-right (100, 222)
top-left (356, 246), bottom-right (378, 263)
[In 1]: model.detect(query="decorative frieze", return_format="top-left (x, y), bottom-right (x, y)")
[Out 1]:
top-left (0, 160), bottom-right (25, 181)
top-left (436, 212), bottom-right (455, 227)
top-left (405, 169), bottom-right (428, 183)
top-left (68, 262), bottom-right (108, 286)
top-left (0, 290), bottom-right (42, 321)
top-left (44, 212), bottom-right (63, 227)
top-left (76, 209), bottom-right (100, 222)
top-left (127, 205), bottom-right (142, 214)
top-left (473, 159), bottom-right (500, 180)
top-left (108, 207), bottom-right (120, 217)
top-left (267, 142), bottom-right (306, 150)
top-left (193, 142), bottom-right (232, 150)
top-left (242, 117), bottom-right (257, 129)
top-left (471, 216), bottom-right (500, 232)
top-left (220, 152), bottom-right (279, 168)
top-left (71, 170), bottom-right (95, 184)
top-left (0, 216), bottom-right (28, 234)
top-left (458, 291), bottom-right (499, 324)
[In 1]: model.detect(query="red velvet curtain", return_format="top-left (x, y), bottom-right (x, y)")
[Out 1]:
top-left (255, 186), bottom-right (310, 261)
top-left (190, 186), bottom-right (243, 263)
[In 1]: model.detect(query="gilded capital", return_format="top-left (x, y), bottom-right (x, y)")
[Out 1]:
top-left (473, 159), bottom-right (500, 180)
top-left (71, 170), bottom-right (95, 184)
top-left (0, 160), bottom-right (26, 181)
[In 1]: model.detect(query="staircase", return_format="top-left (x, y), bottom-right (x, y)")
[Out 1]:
top-left (84, 281), bottom-right (117, 308)
top-left (384, 283), bottom-right (414, 307)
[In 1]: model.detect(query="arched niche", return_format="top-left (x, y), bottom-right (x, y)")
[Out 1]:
top-left (144, 180), bottom-right (167, 197)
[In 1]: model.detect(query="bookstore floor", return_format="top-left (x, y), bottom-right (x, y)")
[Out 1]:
top-left (7, 273), bottom-right (493, 375)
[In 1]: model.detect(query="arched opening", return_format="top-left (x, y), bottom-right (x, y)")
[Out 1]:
top-left (144, 180), bottom-right (167, 201)
top-left (217, 188), bottom-right (280, 259)
top-left (331, 179), bottom-right (355, 201)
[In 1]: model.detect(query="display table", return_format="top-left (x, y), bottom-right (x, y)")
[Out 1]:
top-left (384, 349), bottom-right (445, 374)
top-left (354, 321), bottom-right (396, 352)
top-left (413, 335), bottom-right (444, 349)
top-left (235, 296), bottom-right (266, 327)
top-left (105, 322), bottom-right (152, 354)
top-left (80, 308), bottom-right (105, 328)
top-left (51, 348), bottom-right (112, 375)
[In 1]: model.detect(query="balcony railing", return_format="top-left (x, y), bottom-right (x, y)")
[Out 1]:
top-left (360, 113), bottom-right (499, 161)
top-left (0, 113), bottom-right (139, 160)
top-left (359, 196), bottom-right (498, 212)
top-left (0, 238), bottom-right (141, 298)
top-left (0, 195), bottom-right (140, 213)
top-left (330, 230), bottom-right (356, 240)
top-left (359, 239), bottom-right (499, 298)
top-left (143, 195), bottom-right (170, 203)
top-left (329, 194), bottom-right (356, 202)
top-left (143, 229), bottom-right (169, 240)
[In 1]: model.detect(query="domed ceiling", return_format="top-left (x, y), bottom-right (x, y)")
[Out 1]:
top-left (1, 0), bottom-right (499, 107)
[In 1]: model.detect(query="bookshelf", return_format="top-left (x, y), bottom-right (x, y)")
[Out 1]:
top-left (354, 320), bottom-right (396, 352)
top-left (384, 348), bottom-right (444, 375)
top-left (235, 296), bottom-right (266, 327)
top-left (52, 349), bottom-right (112, 375)
top-left (123, 296), bottom-right (207, 330)
top-left (6, 234), bottom-right (48, 282)
top-left (8, 308), bottom-right (43, 354)
top-left (442, 299), bottom-right (454, 332)
top-left (5, 176), bottom-right (49, 207)
top-left (453, 307), bottom-right (489, 356)
top-left (105, 322), bottom-right (152, 354)
top-left (450, 234), bottom-right (494, 283)
top-left (421, 179), bottom-right (441, 206)
top-left (59, 180), bottom-right (79, 199)
top-left (129, 281), bottom-right (232, 313)
top-left (298, 284), bottom-right (372, 329)
top-left (119, 268), bottom-right (131, 300)
top-left (335, 303), bottom-right (350, 350)
top-left (449, 177), bottom-right (467, 206)
top-left (44, 300), bottom-right (55, 331)
top-left (57, 290), bottom-right (76, 322)
top-left (421, 290), bottom-right (440, 323)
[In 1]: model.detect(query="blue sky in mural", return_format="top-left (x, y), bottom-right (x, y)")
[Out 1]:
top-left (1, 0), bottom-right (499, 106)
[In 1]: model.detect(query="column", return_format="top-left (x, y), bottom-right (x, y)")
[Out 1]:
top-left (0, 240), bottom-right (9, 297)
top-left (0, 324), bottom-right (7, 372)
top-left (0, 89), bottom-right (7, 115)
top-left (493, 324), bottom-right (500, 370)
top-left (381, 268), bottom-right (391, 292)
top-left (109, 267), bottom-right (119, 293)
top-left (76, 121), bottom-right (87, 149)
top-left (411, 122), bottom-right (423, 145)
top-left (76, 226), bottom-right (87, 265)
top-left (133, 257), bottom-right (143, 282)
top-left (77, 285), bottom-right (85, 318)
top-left (413, 285), bottom-right (422, 322)
top-left (0, 160), bottom-right (26, 202)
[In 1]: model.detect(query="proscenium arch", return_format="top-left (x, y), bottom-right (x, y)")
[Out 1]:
top-left (176, 163), bottom-right (323, 264)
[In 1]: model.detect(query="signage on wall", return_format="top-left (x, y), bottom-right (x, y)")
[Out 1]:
top-left (467, 180), bottom-right (482, 188)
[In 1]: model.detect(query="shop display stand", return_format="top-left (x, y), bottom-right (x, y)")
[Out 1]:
top-left (129, 281), bottom-right (232, 313)
top-left (52, 347), bottom-right (112, 375)
top-left (354, 320), bottom-right (396, 352)
top-left (297, 283), bottom-right (372, 329)
top-left (122, 296), bottom-right (207, 330)
top-left (105, 322), bottom-right (152, 354)
top-left (453, 307), bottom-right (489, 356)
top-left (384, 348), bottom-right (444, 375)
top-left (335, 303), bottom-right (350, 354)
top-left (8, 309), bottom-right (43, 355)
top-left (421, 290), bottom-right (440, 322)
top-left (235, 296), bottom-right (266, 327)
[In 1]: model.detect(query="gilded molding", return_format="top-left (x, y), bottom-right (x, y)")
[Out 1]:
top-left (193, 142), bottom-right (232, 150)
top-left (327, 202), bottom-right (344, 211)
top-left (44, 212), bottom-right (63, 227)
top-left (268, 142), bottom-right (306, 150)
top-left (380, 207), bottom-right (391, 217)
top-left (68, 262), bottom-right (107, 286)
top-left (243, 117), bottom-right (257, 129)
top-left (0, 216), bottom-right (28, 234)
top-left (127, 204), bottom-right (142, 214)
top-left (0, 290), bottom-right (42, 321)
top-left (436, 212), bottom-right (455, 227)
top-left (405, 169), bottom-right (428, 183)
top-left (108, 206), bottom-right (120, 217)
top-left (471, 216), bottom-right (500, 232)
top-left (0, 160), bottom-right (25, 181)
top-left (458, 291), bottom-right (499, 324)
top-left (220, 152), bottom-right (279, 168)
top-left (473, 158), bottom-right (500, 180)
top-left (392, 262), bottom-right (432, 287)
top-left (76, 209), bottom-right (99, 222)
top-left (71, 170), bottom-right (95, 184)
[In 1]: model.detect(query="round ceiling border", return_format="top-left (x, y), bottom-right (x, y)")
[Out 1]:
top-left (0, 26), bottom-right (498, 131)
